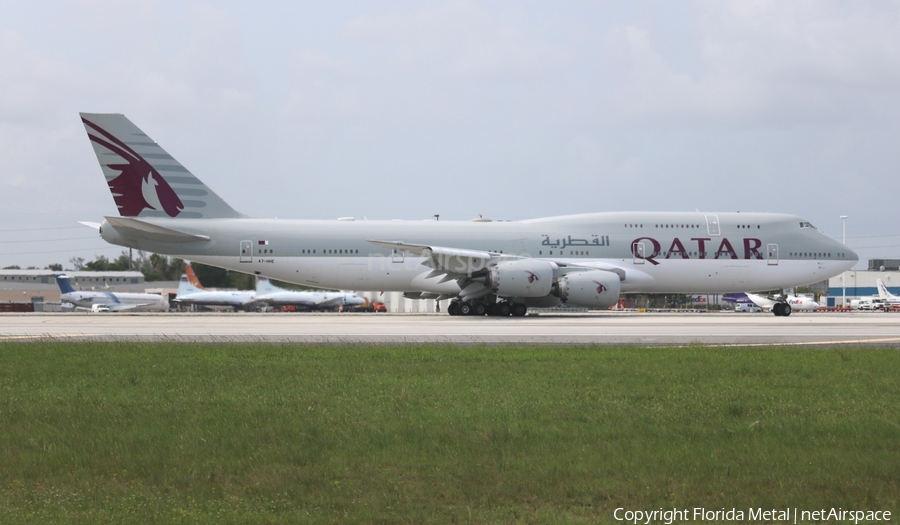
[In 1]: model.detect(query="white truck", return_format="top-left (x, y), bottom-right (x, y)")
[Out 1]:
top-left (850, 298), bottom-right (887, 311)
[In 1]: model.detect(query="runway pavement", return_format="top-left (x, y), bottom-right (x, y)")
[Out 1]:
top-left (2, 311), bottom-right (899, 345)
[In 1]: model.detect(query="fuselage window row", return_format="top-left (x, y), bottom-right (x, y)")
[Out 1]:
top-left (316, 249), bottom-right (360, 255)
top-left (788, 253), bottom-right (835, 258)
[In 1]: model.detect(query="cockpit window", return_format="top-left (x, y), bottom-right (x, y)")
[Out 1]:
top-left (799, 221), bottom-right (816, 229)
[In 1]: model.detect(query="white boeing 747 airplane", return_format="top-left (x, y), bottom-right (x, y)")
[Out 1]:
top-left (78, 113), bottom-right (857, 316)
top-left (55, 273), bottom-right (169, 312)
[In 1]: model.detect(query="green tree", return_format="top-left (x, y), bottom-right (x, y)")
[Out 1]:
top-left (46, 263), bottom-right (63, 271)
top-left (190, 262), bottom-right (255, 290)
top-left (83, 255), bottom-right (128, 272)
top-left (135, 252), bottom-right (184, 281)
top-left (69, 257), bottom-right (85, 271)
top-left (191, 263), bottom-right (231, 288)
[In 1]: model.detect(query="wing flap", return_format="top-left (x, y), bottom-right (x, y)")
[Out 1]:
top-left (367, 240), bottom-right (495, 274)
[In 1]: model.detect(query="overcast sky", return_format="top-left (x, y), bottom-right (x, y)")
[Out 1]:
top-left (2, 0), bottom-right (898, 269)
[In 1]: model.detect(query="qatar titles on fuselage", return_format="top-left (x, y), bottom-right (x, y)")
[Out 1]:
top-left (79, 113), bottom-right (858, 314)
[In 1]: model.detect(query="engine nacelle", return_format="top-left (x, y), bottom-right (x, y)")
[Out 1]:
top-left (483, 259), bottom-right (556, 298)
top-left (555, 270), bottom-right (621, 308)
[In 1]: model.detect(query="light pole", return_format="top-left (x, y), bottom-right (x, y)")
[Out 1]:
top-left (841, 215), bottom-right (848, 307)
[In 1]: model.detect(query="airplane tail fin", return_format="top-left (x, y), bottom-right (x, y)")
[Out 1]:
top-left (184, 263), bottom-right (205, 289)
top-left (176, 274), bottom-right (200, 297)
top-left (54, 274), bottom-right (76, 294)
top-left (876, 279), bottom-right (894, 299)
top-left (721, 292), bottom-right (751, 304)
top-left (79, 113), bottom-right (246, 219)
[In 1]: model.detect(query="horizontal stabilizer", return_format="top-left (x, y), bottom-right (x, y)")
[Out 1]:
top-left (105, 216), bottom-right (211, 243)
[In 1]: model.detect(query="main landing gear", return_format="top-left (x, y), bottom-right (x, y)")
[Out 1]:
top-left (772, 302), bottom-right (792, 317)
top-left (447, 300), bottom-right (527, 317)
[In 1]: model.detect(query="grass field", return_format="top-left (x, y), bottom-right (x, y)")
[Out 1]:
top-left (0, 343), bottom-right (898, 523)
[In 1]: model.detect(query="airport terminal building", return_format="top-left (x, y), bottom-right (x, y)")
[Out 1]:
top-left (826, 259), bottom-right (900, 306)
top-left (0, 270), bottom-right (144, 286)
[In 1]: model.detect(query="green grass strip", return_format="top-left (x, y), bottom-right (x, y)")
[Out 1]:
top-left (0, 343), bottom-right (898, 523)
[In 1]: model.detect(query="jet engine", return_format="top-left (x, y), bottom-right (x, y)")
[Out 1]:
top-left (478, 259), bottom-right (556, 297)
top-left (554, 270), bottom-right (621, 308)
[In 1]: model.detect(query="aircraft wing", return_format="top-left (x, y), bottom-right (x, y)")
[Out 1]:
top-left (368, 240), bottom-right (501, 273)
top-left (315, 296), bottom-right (347, 308)
top-left (104, 302), bottom-right (156, 312)
top-left (745, 293), bottom-right (776, 310)
top-left (368, 239), bottom-right (629, 275)
top-left (368, 240), bottom-right (637, 297)
top-left (253, 294), bottom-right (317, 307)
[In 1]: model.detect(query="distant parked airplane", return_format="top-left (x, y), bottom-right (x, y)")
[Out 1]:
top-left (875, 279), bottom-right (900, 307)
top-left (185, 263), bottom-right (206, 289)
top-left (745, 292), bottom-right (820, 316)
top-left (54, 273), bottom-right (168, 312)
top-left (78, 113), bottom-right (858, 317)
top-left (255, 278), bottom-right (367, 311)
top-left (173, 274), bottom-right (257, 311)
top-left (721, 293), bottom-right (754, 305)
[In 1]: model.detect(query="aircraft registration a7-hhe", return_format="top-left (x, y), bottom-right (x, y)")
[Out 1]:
top-left (79, 113), bottom-right (858, 317)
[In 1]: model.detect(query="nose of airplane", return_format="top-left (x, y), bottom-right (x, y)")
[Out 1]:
top-left (840, 245), bottom-right (860, 272)
top-left (832, 235), bottom-right (858, 269)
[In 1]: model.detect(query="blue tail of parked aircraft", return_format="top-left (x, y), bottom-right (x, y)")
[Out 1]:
top-left (53, 274), bottom-right (76, 294)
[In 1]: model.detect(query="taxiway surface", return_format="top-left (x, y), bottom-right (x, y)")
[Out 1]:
top-left (2, 312), bottom-right (899, 345)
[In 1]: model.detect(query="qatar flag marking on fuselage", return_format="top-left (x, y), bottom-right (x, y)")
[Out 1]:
top-left (82, 118), bottom-right (184, 217)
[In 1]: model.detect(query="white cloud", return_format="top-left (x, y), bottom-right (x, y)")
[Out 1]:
top-left (343, 1), bottom-right (569, 79)
top-left (602, 1), bottom-right (900, 128)
top-left (0, 30), bottom-right (84, 123)
top-left (1, 0), bottom-right (899, 267)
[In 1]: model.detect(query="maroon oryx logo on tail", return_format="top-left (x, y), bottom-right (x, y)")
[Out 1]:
top-left (526, 271), bottom-right (539, 283)
top-left (82, 118), bottom-right (184, 217)
top-left (594, 281), bottom-right (607, 294)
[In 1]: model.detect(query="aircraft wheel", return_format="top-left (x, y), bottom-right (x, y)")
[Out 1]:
top-left (511, 303), bottom-right (527, 317)
top-left (448, 302), bottom-right (460, 316)
top-left (459, 303), bottom-right (473, 315)
top-left (773, 303), bottom-right (784, 316)
top-left (498, 303), bottom-right (511, 316)
top-left (474, 303), bottom-right (487, 316)
top-left (782, 304), bottom-right (792, 317)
